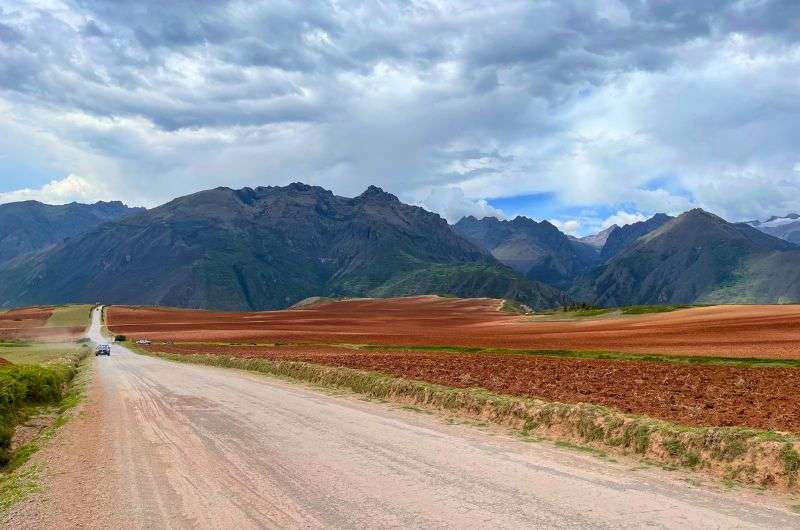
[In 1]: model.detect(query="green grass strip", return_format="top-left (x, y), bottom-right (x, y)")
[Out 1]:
top-left (167, 340), bottom-right (800, 369)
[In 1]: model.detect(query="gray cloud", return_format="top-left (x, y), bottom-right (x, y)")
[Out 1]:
top-left (0, 0), bottom-right (798, 226)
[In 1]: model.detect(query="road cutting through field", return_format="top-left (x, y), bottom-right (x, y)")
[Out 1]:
top-left (6, 308), bottom-right (800, 528)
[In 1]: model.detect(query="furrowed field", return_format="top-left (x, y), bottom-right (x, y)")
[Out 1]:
top-left (108, 296), bottom-right (800, 433)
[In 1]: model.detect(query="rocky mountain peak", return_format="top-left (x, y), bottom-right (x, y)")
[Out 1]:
top-left (357, 185), bottom-right (399, 203)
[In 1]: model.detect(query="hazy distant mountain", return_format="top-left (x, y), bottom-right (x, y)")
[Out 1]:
top-left (0, 200), bottom-right (144, 264)
top-left (0, 184), bottom-right (566, 310)
top-left (576, 225), bottom-right (617, 250)
top-left (453, 215), bottom-right (598, 289)
top-left (599, 213), bottom-right (672, 262)
top-left (573, 209), bottom-right (797, 306)
top-left (747, 214), bottom-right (800, 244)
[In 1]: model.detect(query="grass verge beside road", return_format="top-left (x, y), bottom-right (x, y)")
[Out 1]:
top-left (140, 348), bottom-right (800, 495)
top-left (0, 343), bottom-right (91, 511)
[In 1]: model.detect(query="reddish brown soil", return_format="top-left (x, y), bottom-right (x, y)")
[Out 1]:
top-left (146, 342), bottom-right (800, 432)
top-left (0, 307), bottom-right (83, 342)
top-left (107, 296), bottom-right (800, 359)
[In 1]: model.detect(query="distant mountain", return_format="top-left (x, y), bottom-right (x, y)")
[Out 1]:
top-left (0, 200), bottom-right (143, 264)
top-left (453, 215), bottom-right (598, 289)
top-left (576, 225), bottom-right (617, 250)
top-left (599, 213), bottom-right (672, 262)
top-left (0, 184), bottom-right (566, 310)
top-left (747, 214), bottom-right (800, 244)
top-left (573, 209), bottom-right (797, 306)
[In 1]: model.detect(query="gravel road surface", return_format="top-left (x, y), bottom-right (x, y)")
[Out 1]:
top-left (4, 308), bottom-right (798, 529)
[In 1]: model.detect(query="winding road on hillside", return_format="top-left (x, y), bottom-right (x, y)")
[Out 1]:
top-left (4, 308), bottom-right (799, 528)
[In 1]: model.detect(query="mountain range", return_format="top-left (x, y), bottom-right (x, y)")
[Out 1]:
top-left (0, 184), bottom-right (564, 310)
top-left (0, 183), bottom-right (798, 310)
top-left (747, 214), bottom-right (800, 244)
top-left (0, 200), bottom-right (143, 264)
top-left (453, 216), bottom-right (597, 289)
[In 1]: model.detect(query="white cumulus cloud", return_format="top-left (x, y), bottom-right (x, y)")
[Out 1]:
top-left (600, 211), bottom-right (649, 230)
top-left (550, 219), bottom-right (581, 235)
top-left (413, 186), bottom-right (505, 224)
top-left (0, 175), bottom-right (109, 205)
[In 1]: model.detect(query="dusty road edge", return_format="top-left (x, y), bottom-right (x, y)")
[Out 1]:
top-left (136, 347), bottom-right (800, 497)
top-left (0, 350), bottom-right (93, 511)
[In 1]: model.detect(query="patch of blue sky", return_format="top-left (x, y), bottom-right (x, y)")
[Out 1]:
top-left (643, 174), bottom-right (694, 201)
top-left (0, 159), bottom-right (53, 192)
top-left (488, 192), bottom-right (615, 222)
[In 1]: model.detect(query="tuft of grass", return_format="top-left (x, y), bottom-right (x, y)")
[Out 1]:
top-left (0, 465), bottom-right (42, 511)
top-left (662, 439), bottom-right (701, 468)
top-left (790, 504), bottom-right (800, 514)
top-left (782, 444), bottom-right (800, 485)
top-left (555, 440), bottom-right (608, 458)
top-left (400, 405), bottom-right (430, 414)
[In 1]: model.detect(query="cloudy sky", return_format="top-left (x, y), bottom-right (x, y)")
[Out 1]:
top-left (1, 0), bottom-right (799, 235)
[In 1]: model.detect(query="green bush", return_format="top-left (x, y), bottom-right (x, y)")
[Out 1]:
top-left (114, 335), bottom-right (127, 343)
top-left (0, 364), bottom-right (72, 464)
top-left (5, 365), bottom-right (66, 404)
top-left (0, 425), bottom-right (12, 465)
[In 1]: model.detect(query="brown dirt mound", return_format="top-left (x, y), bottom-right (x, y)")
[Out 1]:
top-left (108, 297), bottom-right (800, 359)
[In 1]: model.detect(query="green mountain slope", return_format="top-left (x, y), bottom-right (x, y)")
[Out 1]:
top-left (0, 200), bottom-right (143, 264)
top-left (573, 209), bottom-right (797, 306)
top-left (453, 215), bottom-right (598, 289)
top-left (0, 184), bottom-right (565, 310)
top-left (599, 213), bottom-right (672, 262)
top-left (700, 250), bottom-right (800, 304)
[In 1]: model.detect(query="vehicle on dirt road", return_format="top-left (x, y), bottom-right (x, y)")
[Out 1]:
top-left (95, 344), bottom-right (111, 356)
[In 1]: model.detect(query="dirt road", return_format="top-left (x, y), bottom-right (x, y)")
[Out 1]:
top-left (5, 308), bottom-right (799, 528)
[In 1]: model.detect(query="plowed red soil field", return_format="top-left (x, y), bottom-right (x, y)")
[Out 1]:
top-left (142, 342), bottom-right (800, 432)
top-left (0, 307), bottom-right (84, 341)
top-left (107, 296), bottom-right (800, 359)
top-left (107, 297), bottom-right (800, 432)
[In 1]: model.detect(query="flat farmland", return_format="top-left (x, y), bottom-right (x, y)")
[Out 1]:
top-left (107, 296), bottom-right (800, 432)
top-left (107, 296), bottom-right (800, 359)
top-left (0, 306), bottom-right (88, 342)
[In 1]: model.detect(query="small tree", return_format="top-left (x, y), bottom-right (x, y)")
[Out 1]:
top-left (114, 335), bottom-right (127, 342)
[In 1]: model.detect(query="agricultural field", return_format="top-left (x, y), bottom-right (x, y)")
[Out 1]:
top-left (108, 296), bottom-right (800, 358)
top-left (0, 306), bottom-right (92, 342)
top-left (108, 296), bottom-right (800, 433)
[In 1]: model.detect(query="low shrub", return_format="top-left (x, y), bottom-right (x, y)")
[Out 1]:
top-left (114, 335), bottom-right (127, 343)
top-left (0, 363), bottom-right (76, 465)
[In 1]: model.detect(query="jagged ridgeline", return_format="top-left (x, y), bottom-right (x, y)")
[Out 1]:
top-left (0, 184), bottom-right (565, 311)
